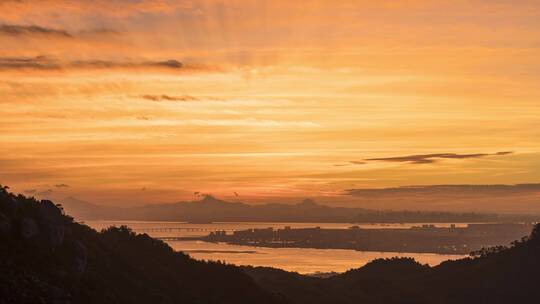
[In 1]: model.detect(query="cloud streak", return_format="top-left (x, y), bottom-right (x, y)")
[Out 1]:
top-left (363, 151), bottom-right (513, 165)
top-left (140, 94), bottom-right (199, 102)
top-left (333, 161), bottom-right (366, 167)
top-left (346, 183), bottom-right (540, 197)
top-left (0, 24), bottom-right (72, 38)
top-left (36, 189), bottom-right (53, 196)
top-left (0, 24), bottom-right (119, 40)
top-left (0, 56), bottom-right (183, 71)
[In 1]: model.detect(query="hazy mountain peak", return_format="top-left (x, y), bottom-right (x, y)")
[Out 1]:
top-left (198, 195), bottom-right (226, 204)
top-left (298, 198), bottom-right (318, 207)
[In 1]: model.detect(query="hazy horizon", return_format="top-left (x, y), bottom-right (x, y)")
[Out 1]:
top-left (24, 182), bottom-right (535, 215)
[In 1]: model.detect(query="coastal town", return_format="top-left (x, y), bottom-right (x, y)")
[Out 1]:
top-left (202, 223), bottom-right (533, 254)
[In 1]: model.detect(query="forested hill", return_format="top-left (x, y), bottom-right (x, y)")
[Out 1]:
top-left (0, 186), bottom-right (284, 304)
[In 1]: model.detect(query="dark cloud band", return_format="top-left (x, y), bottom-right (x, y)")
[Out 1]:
top-left (0, 56), bottom-right (183, 71)
top-left (363, 151), bottom-right (513, 164)
top-left (0, 24), bottom-right (72, 38)
top-left (346, 183), bottom-right (540, 197)
top-left (140, 94), bottom-right (199, 102)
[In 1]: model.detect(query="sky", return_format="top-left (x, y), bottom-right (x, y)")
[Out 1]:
top-left (0, 0), bottom-right (539, 211)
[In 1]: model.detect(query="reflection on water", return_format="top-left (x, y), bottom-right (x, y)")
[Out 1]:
top-left (168, 240), bottom-right (463, 274)
top-left (86, 220), bottom-right (467, 274)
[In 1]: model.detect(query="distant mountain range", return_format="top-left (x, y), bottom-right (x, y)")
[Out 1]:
top-left (59, 195), bottom-right (533, 223)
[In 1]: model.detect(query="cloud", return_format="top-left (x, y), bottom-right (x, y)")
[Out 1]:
top-left (0, 1), bottom-right (191, 19)
top-left (55, 183), bottom-right (70, 188)
top-left (77, 28), bottom-right (120, 36)
top-left (70, 59), bottom-right (183, 69)
top-left (140, 94), bottom-right (199, 102)
top-left (23, 189), bottom-right (37, 194)
top-left (0, 56), bottom-right (60, 70)
top-left (346, 183), bottom-right (540, 197)
top-left (333, 161), bottom-right (366, 167)
top-left (136, 115), bottom-right (151, 121)
top-left (37, 189), bottom-right (53, 196)
top-left (364, 151), bottom-right (513, 165)
top-left (350, 161), bottom-right (366, 165)
top-left (0, 24), bottom-right (72, 38)
top-left (0, 56), bottom-right (183, 71)
top-left (0, 23), bottom-right (120, 40)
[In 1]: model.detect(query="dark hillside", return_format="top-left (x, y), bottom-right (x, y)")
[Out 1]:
top-left (0, 185), bottom-right (284, 304)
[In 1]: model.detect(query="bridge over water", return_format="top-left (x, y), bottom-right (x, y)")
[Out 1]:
top-left (134, 227), bottom-right (239, 233)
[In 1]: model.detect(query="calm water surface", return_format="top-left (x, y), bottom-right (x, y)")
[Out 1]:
top-left (86, 220), bottom-right (467, 274)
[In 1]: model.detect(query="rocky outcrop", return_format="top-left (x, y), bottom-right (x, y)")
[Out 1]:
top-left (0, 193), bottom-right (72, 248)
top-left (38, 200), bottom-right (63, 221)
top-left (21, 217), bottom-right (39, 239)
top-left (38, 200), bottom-right (66, 247)
top-left (1, 192), bottom-right (83, 303)
top-left (71, 240), bottom-right (88, 274)
top-left (45, 223), bottom-right (65, 247)
top-left (0, 212), bottom-right (10, 238)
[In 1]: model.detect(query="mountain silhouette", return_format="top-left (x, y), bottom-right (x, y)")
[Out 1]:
top-left (60, 195), bottom-right (508, 223)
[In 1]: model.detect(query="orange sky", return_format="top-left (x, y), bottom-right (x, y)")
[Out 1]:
top-left (0, 0), bottom-right (539, 208)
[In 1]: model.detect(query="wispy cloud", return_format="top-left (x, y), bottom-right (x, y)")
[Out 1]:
top-left (55, 183), bottom-right (70, 188)
top-left (78, 28), bottom-right (120, 36)
top-left (0, 56), bottom-right (183, 71)
top-left (0, 24), bottom-right (72, 38)
top-left (36, 189), bottom-right (53, 196)
top-left (350, 161), bottom-right (366, 165)
top-left (363, 151), bottom-right (513, 165)
top-left (0, 24), bottom-right (120, 40)
top-left (0, 56), bottom-right (60, 70)
top-left (140, 94), bottom-right (199, 102)
top-left (23, 189), bottom-right (37, 194)
top-left (333, 161), bottom-right (367, 167)
top-left (346, 183), bottom-right (540, 197)
top-left (70, 59), bottom-right (182, 69)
